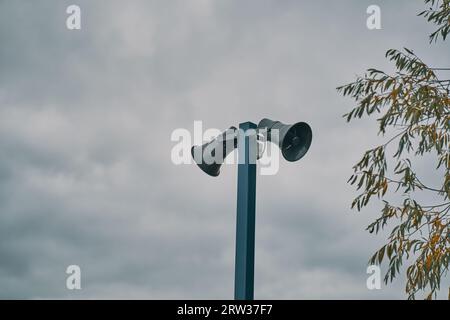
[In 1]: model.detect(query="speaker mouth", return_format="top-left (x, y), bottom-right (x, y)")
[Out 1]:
top-left (281, 122), bottom-right (312, 162)
top-left (191, 145), bottom-right (221, 177)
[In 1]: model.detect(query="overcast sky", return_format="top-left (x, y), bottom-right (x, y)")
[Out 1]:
top-left (0, 0), bottom-right (448, 299)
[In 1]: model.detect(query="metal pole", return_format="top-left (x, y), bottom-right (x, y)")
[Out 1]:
top-left (234, 122), bottom-right (257, 300)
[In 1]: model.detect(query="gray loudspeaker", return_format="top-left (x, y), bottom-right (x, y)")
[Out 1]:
top-left (191, 127), bottom-right (238, 177)
top-left (258, 118), bottom-right (312, 162)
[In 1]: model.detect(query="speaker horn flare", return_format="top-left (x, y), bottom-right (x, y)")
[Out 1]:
top-left (257, 118), bottom-right (312, 162)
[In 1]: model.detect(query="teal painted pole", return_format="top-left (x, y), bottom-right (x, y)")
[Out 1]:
top-left (234, 122), bottom-right (257, 300)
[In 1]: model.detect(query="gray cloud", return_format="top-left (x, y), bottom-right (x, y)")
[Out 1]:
top-left (0, 0), bottom-right (448, 299)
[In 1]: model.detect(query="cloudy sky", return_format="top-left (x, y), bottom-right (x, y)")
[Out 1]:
top-left (0, 0), bottom-right (448, 299)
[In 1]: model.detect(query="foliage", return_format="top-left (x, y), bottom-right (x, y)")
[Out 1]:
top-left (337, 0), bottom-right (450, 299)
top-left (419, 0), bottom-right (450, 43)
